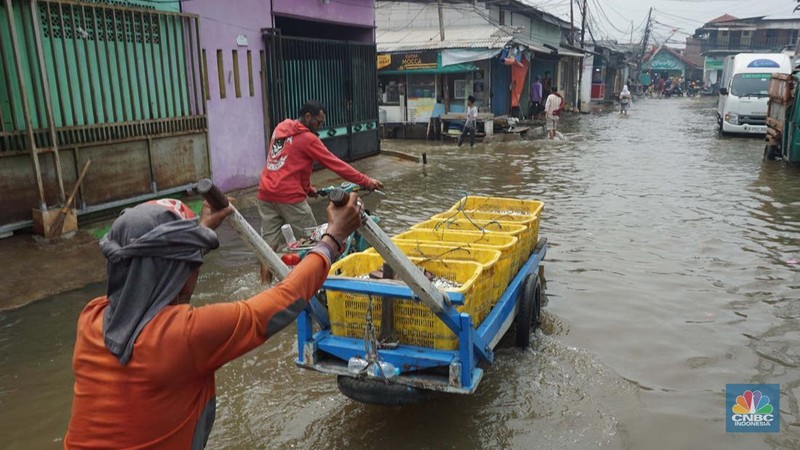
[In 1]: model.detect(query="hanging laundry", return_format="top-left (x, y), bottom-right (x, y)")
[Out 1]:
top-left (509, 54), bottom-right (531, 110)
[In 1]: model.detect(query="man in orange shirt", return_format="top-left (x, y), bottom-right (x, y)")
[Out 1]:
top-left (64, 193), bottom-right (361, 449)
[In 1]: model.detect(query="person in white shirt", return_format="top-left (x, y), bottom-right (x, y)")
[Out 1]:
top-left (458, 96), bottom-right (478, 148)
top-left (544, 86), bottom-right (564, 140)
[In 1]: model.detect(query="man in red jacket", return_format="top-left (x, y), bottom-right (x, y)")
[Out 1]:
top-left (257, 100), bottom-right (383, 281)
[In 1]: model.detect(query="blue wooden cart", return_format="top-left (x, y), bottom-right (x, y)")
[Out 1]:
top-left (295, 237), bottom-right (547, 400)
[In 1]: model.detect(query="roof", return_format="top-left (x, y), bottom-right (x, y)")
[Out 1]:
top-left (644, 45), bottom-right (699, 69)
top-left (708, 14), bottom-right (739, 24)
top-left (594, 40), bottom-right (639, 55)
top-left (377, 25), bottom-right (552, 53)
top-left (698, 15), bottom-right (800, 29)
top-left (506, 0), bottom-right (573, 30)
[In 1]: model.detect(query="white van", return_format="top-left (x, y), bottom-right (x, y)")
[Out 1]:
top-left (717, 53), bottom-right (792, 135)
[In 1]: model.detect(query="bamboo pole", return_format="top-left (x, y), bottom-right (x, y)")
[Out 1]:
top-left (31, 0), bottom-right (66, 203)
top-left (5, 0), bottom-right (47, 209)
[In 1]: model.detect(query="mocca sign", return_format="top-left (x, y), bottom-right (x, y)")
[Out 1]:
top-left (377, 51), bottom-right (437, 71)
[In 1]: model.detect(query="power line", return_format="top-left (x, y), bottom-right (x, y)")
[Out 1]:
top-left (590, 0), bottom-right (632, 35)
top-left (652, 8), bottom-right (707, 26)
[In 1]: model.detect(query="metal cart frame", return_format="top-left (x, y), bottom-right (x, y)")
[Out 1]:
top-left (295, 238), bottom-right (547, 394)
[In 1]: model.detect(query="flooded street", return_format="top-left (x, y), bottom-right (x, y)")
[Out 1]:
top-left (3, 97), bottom-right (800, 449)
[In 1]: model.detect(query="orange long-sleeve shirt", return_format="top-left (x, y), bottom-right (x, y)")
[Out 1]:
top-left (64, 252), bottom-right (330, 449)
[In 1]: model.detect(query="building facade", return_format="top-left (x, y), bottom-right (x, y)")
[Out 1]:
top-left (0, 0), bottom-right (379, 232)
top-left (591, 41), bottom-right (638, 101)
top-left (375, 0), bottom-right (586, 125)
top-left (642, 46), bottom-right (700, 85)
top-left (183, 0), bottom-right (379, 192)
top-left (692, 14), bottom-right (800, 84)
top-left (0, 0), bottom-right (207, 232)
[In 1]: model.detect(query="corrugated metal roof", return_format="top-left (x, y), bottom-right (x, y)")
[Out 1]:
top-left (377, 26), bottom-right (518, 53)
top-left (512, 35), bottom-right (554, 54)
top-left (595, 40), bottom-right (639, 55)
top-left (556, 47), bottom-right (585, 57)
top-left (377, 25), bottom-right (558, 55)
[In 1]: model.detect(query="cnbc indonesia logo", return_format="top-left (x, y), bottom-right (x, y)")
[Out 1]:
top-left (726, 384), bottom-right (780, 433)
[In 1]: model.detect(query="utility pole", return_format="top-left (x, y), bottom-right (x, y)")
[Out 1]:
top-left (569, 0), bottom-right (575, 45)
top-left (637, 7), bottom-right (653, 85)
top-left (580, 0), bottom-right (588, 48)
top-left (629, 21), bottom-right (634, 46)
top-left (577, 0), bottom-right (588, 111)
top-left (437, 0), bottom-right (445, 41)
top-left (437, 0), bottom-right (449, 116)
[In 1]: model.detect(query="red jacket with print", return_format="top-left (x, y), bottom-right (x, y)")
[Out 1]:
top-left (257, 119), bottom-right (370, 204)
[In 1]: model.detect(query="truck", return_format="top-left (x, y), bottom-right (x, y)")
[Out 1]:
top-left (717, 53), bottom-right (793, 135)
top-left (764, 64), bottom-right (800, 161)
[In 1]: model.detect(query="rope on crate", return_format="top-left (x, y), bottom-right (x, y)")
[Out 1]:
top-left (441, 192), bottom-right (488, 234)
top-left (434, 191), bottom-right (471, 224)
top-left (433, 214), bottom-right (489, 236)
top-left (413, 242), bottom-right (473, 264)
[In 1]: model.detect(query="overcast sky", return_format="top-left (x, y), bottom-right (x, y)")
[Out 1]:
top-left (527, 0), bottom-right (798, 45)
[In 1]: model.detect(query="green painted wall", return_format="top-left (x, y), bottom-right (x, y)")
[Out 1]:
top-left (530, 19), bottom-right (562, 48)
top-left (1, 0), bottom-right (188, 132)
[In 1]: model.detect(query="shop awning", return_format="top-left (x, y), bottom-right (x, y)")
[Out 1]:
top-left (557, 47), bottom-right (586, 57)
top-left (377, 26), bottom-right (516, 53)
top-left (509, 35), bottom-right (552, 54)
top-left (379, 63), bottom-right (479, 75)
top-left (379, 53), bottom-right (479, 75)
top-left (441, 48), bottom-right (502, 67)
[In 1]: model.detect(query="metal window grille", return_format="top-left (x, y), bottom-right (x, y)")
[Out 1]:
top-left (1, 0), bottom-right (206, 154)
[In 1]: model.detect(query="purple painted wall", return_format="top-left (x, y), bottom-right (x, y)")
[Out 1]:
top-left (183, 0), bottom-right (376, 191)
top-left (272, 0), bottom-right (375, 29)
top-left (182, 0), bottom-right (270, 192)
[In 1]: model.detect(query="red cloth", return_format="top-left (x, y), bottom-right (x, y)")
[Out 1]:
top-left (510, 55), bottom-right (530, 108)
top-left (64, 253), bottom-right (331, 449)
top-left (258, 119), bottom-right (371, 204)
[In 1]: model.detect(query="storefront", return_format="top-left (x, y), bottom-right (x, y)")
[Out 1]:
top-left (704, 57), bottom-right (725, 85)
top-left (378, 50), bottom-right (485, 124)
top-left (642, 46), bottom-right (698, 82)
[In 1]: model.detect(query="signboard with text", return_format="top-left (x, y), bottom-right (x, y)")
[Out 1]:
top-left (377, 51), bottom-right (438, 72)
top-left (705, 57), bottom-right (724, 70)
top-left (644, 50), bottom-right (685, 71)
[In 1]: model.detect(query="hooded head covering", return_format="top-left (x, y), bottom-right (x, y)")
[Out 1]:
top-left (622, 85), bottom-right (631, 95)
top-left (99, 199), bottom-right (219, 365)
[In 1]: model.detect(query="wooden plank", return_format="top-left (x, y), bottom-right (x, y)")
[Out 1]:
top-left (5, 0), bottom-right (46, 206)
top-left (505, 126), bottom-right (530, 134)
top-left (766, 117), bottom-right (783, 134)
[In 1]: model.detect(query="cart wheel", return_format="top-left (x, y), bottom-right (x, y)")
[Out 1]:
top-left (336, 375), bottom-right (429, 406)
top-left (514, 273), bottom-right (542, 348)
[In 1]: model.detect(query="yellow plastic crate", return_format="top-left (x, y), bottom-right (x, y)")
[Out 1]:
top-left (365, 242), bottom-right (507, 303)
top-left (411, 219), bottom-right (529, 270)
top-left (328, 253), bottom-right (485, 350)
top-left (431, 210), bottom-right (539, 259)
top-left (448, 196), bottom-right (543, 253)
top-left (448, 195), bottom-right (544, 217)
top-left (393, 229), bottom-right (522, 279)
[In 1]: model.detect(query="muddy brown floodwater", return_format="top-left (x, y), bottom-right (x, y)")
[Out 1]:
top-left (2, 97), bottom-right (800, 449)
